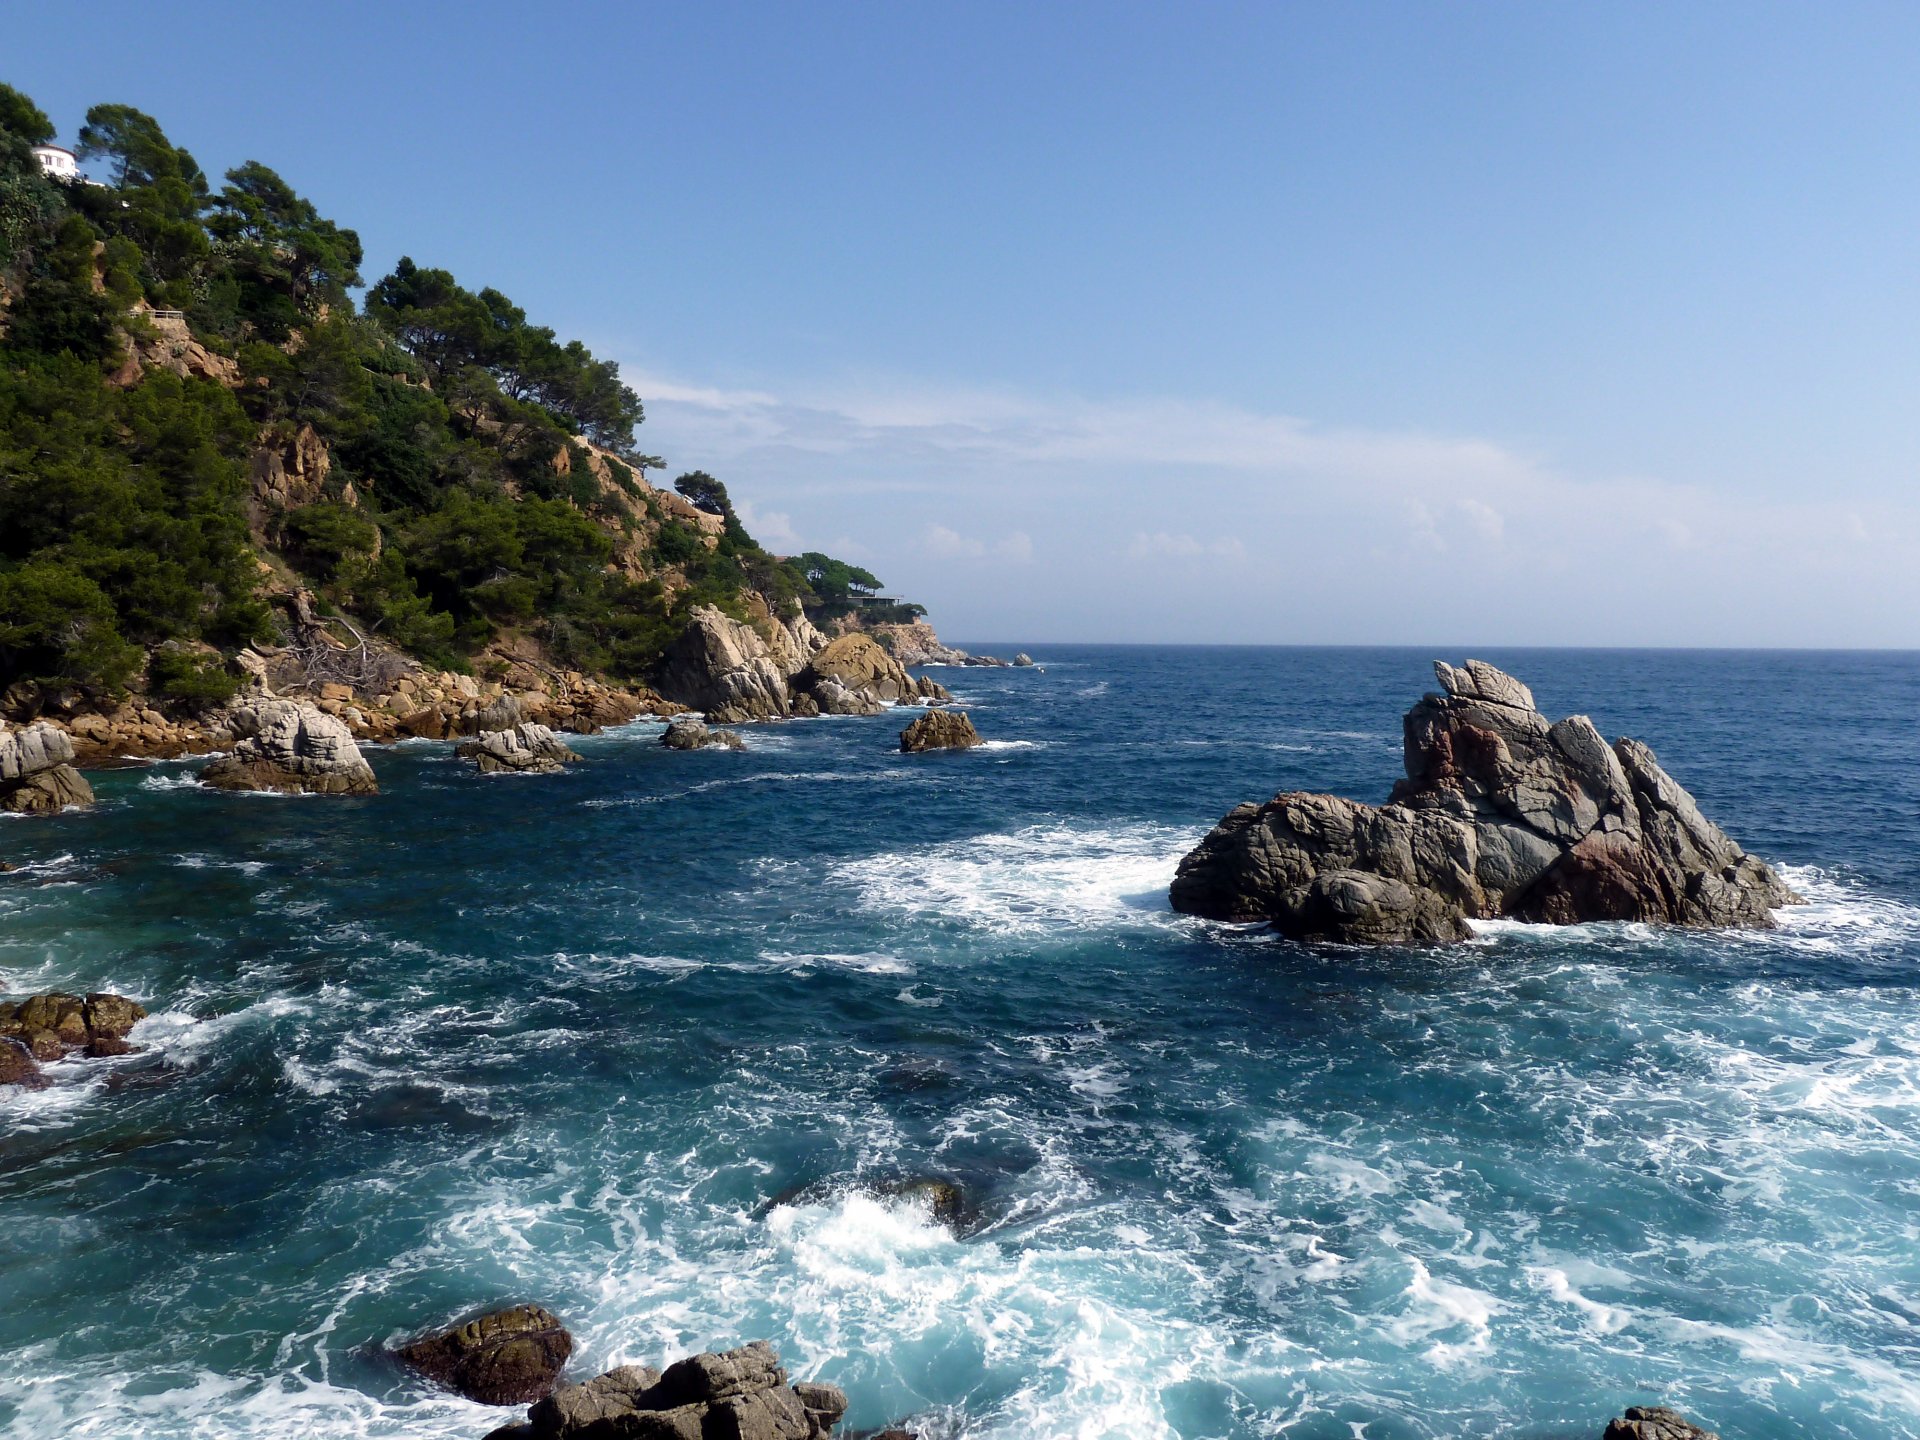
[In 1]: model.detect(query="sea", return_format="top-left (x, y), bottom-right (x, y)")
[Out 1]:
top-left (5, 646), bottom-right (1920, 1440)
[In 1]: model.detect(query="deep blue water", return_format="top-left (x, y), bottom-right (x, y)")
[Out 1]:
top-left (5, 646), bottom-right (1920, 1440)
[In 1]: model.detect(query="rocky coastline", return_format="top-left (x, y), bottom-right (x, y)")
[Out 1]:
top-left (1171, 659), bottom-right (1800, 943)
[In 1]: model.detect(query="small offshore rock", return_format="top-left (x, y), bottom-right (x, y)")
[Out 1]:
top-left (201, 700), bottom-right (377, 795)
top-left (900, 709), bottom-right (981, 753)
top-left (0, 1036), bottom-right (49, 1090)
top-left (456, 723), bottom-right (582, 775)
top-left (0, 991), bottom-right (149, 1069)
top-left (525, 1341), bottom-right (846, 1440)
top-left (1011, 652), bottom-right (1034, 667)
top-left (396, 1303), bottom-right (573, 1406)
top-left (663, 717), bottom-right (745, 751)
top-left (1602, 1405), bottom-right (1721, 1440)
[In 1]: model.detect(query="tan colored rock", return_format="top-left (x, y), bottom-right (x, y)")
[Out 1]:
top-left (901, 709), bottom-right (982, 753)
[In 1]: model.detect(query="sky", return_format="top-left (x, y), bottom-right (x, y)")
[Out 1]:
top-left (12, 2), bottom-right (1920, 646)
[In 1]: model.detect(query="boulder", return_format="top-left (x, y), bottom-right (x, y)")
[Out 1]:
top-left (523, 1342), bottom-right (846, 1440)
top-left (663, 717), bottom-right (746, 752)
top-left (1012, 653), bottom-right (1034, 667)
top-left (201, 701), bottom-right (377, 795)
top-left (1170, 660), bottom-right (1800, 944)
top-left (0, 991), bottom-right (149, 1075)
top-left (1602, 1406), bottom-right (1720, 1440)
top-left (0, 721), bottom-right (94, 814)
top-left (457, 724), bottom-right (582, 775)
top-left (900, 710), bottom-right (982, 753)
top-left (656, 606), bottom-right (794, 721)
top-left (396, 1303), bottom-right (573, 1406)
top-left (0, 1036), bottom-right (48, 1090)
top-left (798, 634), bottom-right (948, 707)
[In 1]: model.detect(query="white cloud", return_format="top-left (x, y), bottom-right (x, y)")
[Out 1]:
top-left (921, 524), bottom-right (1033, 563)
top-left (1128, 531), bottom-right (1245, 561)
top-left (733, 498), bottom-right (799, 549)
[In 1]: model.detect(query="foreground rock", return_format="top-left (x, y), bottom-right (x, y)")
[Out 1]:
top-left (397, 1304), bottom-right (573, 1406)
top-left (1170, 659), bottom-right (1800, 944)
top-left (457, 724), bottom-right (583, 775)
top-left (900, 709), bottom-right (982, 753)
top-left (657, 606), bottom-right (803, 723)
top-left (1603, 1406), bottom-right (1719, 1440)
top-left (662, 716), bottom-right (745, 751)
top-left (0, 992), bottom-right (149, 1082)
top-left (201, 701), bottom-right (377, 795)
top-left (0, 721), bottom-right (94, 814)
top-left (489, 1341), bottom-right (846, 1440)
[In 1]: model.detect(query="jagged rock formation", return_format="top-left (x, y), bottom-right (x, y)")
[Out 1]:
top-left (1170, 660), bottom-right (1800, 944)
top-left (799, 633), bottom-right (946, 707)
top-left (397, 1304), bottom-right (574, 1406)
top-left (1603, 1406), bottom-right (1719, 1440)
top-left (900, 709), bottom-right (981, 753)
top-left (485, 1341), bottom-right (848, 1440)
top-left (200, 700), bottom-right (378, 795)
top-left (0, 992), bottom-right (149, 1084)
top-left (0, 721), bottom-right (94, 814)
top-left (662, 716), bottom-right (746, 751)
top-left (457, 724), bottom-right (583, 774)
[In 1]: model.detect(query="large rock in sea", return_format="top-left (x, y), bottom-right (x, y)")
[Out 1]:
top-left (396, 1303), bottom-right (573, 1406)
top-left (1602, 1406), bottom-right (1720, 1440)
top-left (0, 721), bottom-right (94, 814)
top-left (662, 716), bottom-right (745, 751)
top-left (1169, 659), bottom-right (1800, 944)
top-left (0, 991), bottom-right (149, 1074)
top-left (501, 1341), bottom-right (847, 1440)
top-left (800, 633), bottom-right (948, 707)
top-left (656, 605), bottom-right (796, 722)
top-left (900, 709), bottom-right (981, 752)
top-left (457, 723), bottom-right (582, 774)
top-left (200, 700), bottom-right (377, 795)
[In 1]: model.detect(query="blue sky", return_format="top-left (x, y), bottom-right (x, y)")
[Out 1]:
top-left (13, 2), bottom-right (1920, 644)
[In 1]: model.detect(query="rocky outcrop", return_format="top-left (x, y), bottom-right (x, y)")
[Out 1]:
top-left (201, 700), bottom-right (378, 795)
top-left (900, 709), bottom-right (981, 753)
top-left (656, 606), bottom-right (796, 722)
top-left (0, 721), bottom-right (94, 814)
top-left (109, 307), bottom-right (241, 389)
top-left (0, 1037), bottom-right (47, 1090)
top-left (457, 724), bottom-right (582, 774)
top-left (1602, 1406), bottom-right (1719, 1440)
top-left (1170, 660), bottom-right (1800, 944)
top-left (800, 634), bottom-right (947, 707)
top-left (489, 1341), bottom-right (847, 1440)
top-left (397, 1304), bottom-right (574, 1406)
top-left (662, 716), bottom-right (745, 751)
top-left (1012, 653), bottom-right (1034, 667)
top-left (0, 991), bottom-right (149, 1073)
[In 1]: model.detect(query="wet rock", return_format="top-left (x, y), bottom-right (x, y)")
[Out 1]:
top-left (761, 1174), bottom-right (978, 1236)
top-left (0, 720), bottom-right (94, 814)
top-left (0, 1036), bottom-right (48, 1090)
top-left (662, 717), bottom-right (745, 751)
top-left (0, 992), bottom-right (149, 1076)
top-left (524, 1342), bottom-right (845, 1440)
top-left (396, 1303), bottom-right (573, 1406)
top-left (1171, 659), bottom-right (1800, 944)
top-left (1602, 1405), bottom-right (1720, 1440)
top-left (899, 709), bottom-right (981, 753)
top-left (457, 723), bottom-right (583, 775)
top-left (201, 700), bottom-right (377, 795)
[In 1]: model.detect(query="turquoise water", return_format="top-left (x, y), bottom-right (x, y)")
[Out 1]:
top-left (5, 647), bottom-right (1920, 1440)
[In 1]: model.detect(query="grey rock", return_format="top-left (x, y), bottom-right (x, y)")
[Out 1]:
top-left (1602, 1404), bottom-right (1720, 1440)
top-left (662, 717), bottom-right (745, 752)
top-left (1011, 652), bottom-right (1034, 667)
top-left (200, 701), bottom-right (377, 795)
top-left (523, 1342), bottom-right (845, 1440)
top-left (0, 721), bottom-right (93, 813)
top-left (656, 606), bottom-right (794, 721)
top-left (1171, 659), bottom-right (1799, 943)
top-left (900, 710), bottom-right (981, 752)
top-left (457, 723), bottom-right (582, 775)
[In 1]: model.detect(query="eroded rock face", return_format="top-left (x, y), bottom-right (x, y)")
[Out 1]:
top-left (662, 717), bottom-right (745, 751)
top-left (0, 991), bottom-right (149, 1079)
top-left (200, 701), bottom-right (377, 795)
top-left (0, 721), bottom-right (94, 814)
top-left (457, 724), bottom-right (582, 775)
top-left (517, 1341), bottom-right (847, 1440)
top-left (900, 709), bottom-right (981, 753)
top-left (1602, 1406), bottom-right (1720, 1440)
top-left (1170, 660), bottom-right (1799, 944)
top-left (800, 634), bottom-right (948, 707)
top-left (657, 606), bottom-right (795, 722)
top-left (396, 1303), bottom-right (573, 1406)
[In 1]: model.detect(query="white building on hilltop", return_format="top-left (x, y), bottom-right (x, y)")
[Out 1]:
top-left (30, 144), bottom-right (78, 180)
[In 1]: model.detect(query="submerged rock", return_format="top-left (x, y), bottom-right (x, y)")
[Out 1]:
top-left (200, 701), bottom-right (377, 795)
top-left (0, 991), bottom-right (149, 1080)
top-left (457, 723), bottom-right (582, 775)
top-left (1170, 659), bottom-right (1800, 944)
top-left (761, 1174), bottom-right (980, 1236)
top-left (1602, 1406), bottom-right (1720, 1440)
top-left (516, 1341), bottom-right (846, 1440)
top-left (0, 1036), bottom-right (48, 1090)
top-left (0, 721), bottom-right (94, 814)
top-left (396, 1303), bottom-right (573, 1406)
top-left (899, 709), bottom-right (982, 753)
top-left (662, 716), bottom-right (745, 751)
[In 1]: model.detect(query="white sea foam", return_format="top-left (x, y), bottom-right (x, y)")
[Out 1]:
top-left (837, 822), bottom-right (1198, 936)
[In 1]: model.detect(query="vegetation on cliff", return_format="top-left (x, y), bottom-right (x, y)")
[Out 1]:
top-left (0, 82), bottom-right (915, 708)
